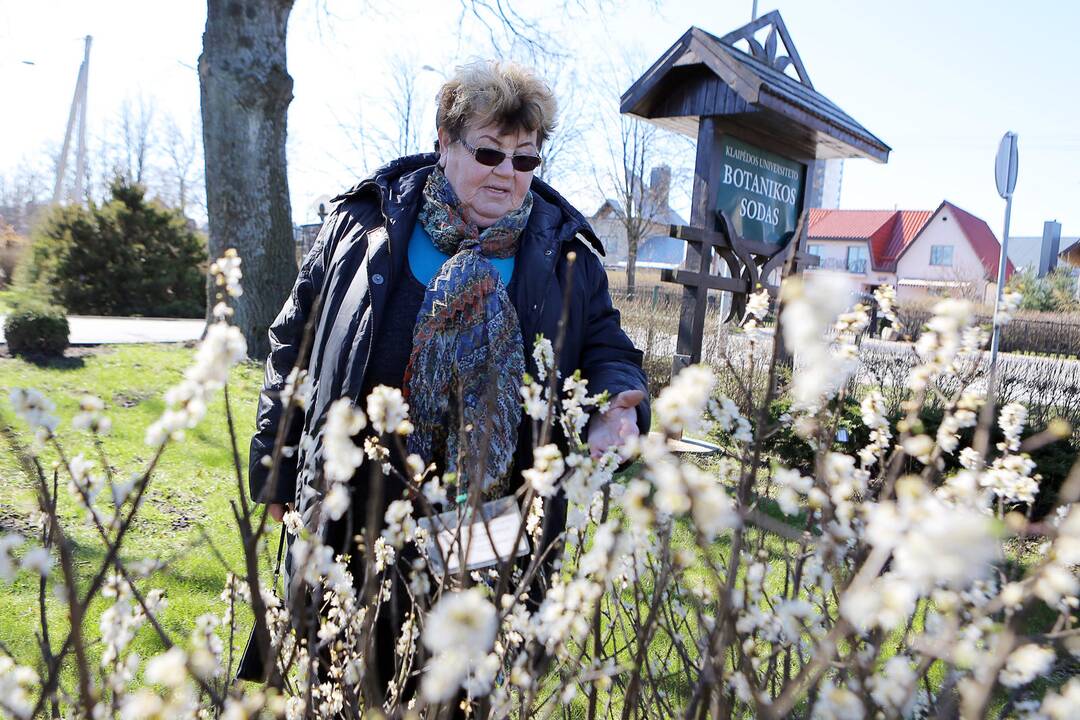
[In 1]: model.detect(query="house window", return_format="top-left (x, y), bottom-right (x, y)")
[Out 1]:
top-left (846, 246), bottom-right (868, 274)
top-left (930, 245), bottom-right (954, 266)
top-left (807, 244), bottom-right (823, 258)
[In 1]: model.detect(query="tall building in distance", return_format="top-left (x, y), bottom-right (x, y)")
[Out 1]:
top-left (809, 159), bottom-right (844, 209)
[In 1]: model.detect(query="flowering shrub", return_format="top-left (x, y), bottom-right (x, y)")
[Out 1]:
top-left (1, 257), bottom-right (1078, 719)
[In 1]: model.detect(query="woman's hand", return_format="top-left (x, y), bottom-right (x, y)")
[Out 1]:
top-left (587, 389), bottom-right (646, 460)
top-left (268, 503), bottom-right (287, 522)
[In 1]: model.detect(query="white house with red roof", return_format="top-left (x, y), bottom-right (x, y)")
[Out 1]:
top-left (807, 201), bottom-right (1014, 303)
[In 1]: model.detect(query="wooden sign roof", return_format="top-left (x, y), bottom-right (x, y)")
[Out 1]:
top-left (621, 11), bottom-right (890, 163)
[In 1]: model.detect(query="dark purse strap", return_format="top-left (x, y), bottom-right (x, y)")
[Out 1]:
top-left (234, 525), bottom-right (286, 683)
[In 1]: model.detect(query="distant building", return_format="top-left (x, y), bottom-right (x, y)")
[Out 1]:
top-left (293, 196), bottom-right (334, 265)
top-left (807, 200), bottom-right (1014, 303)
top-left (294, 223), bottom-right (320, 264)
top-left (1007, 221), bottom-right (1079, 276)
top-left (590, 165), bottom-right (687, 269)
top-left (1060, 242), bottom-right (1080, 268)
top-left (808, 159), bottom-right (843, 210)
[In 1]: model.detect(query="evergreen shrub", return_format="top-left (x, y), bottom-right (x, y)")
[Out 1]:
top-left (17, 178), bottom-right (207, 317)
top-left (4, 303), bottom-right (69, 356)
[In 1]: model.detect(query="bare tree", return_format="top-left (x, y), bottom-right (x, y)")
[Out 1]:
top-left (325, 95), bottom-right (376, 179)
top-left (0, 156), bottom-right (50, 235)
top-left (591, 47), bottom-right (692, 298)
top-left (162, 115), bottom-right (204, 218)
top-left (118, 95), bottom-right (157, 185)
top-left (606, 115), bottom-right (660, 298)
top-left (369, 54), bottom-right (430, 162)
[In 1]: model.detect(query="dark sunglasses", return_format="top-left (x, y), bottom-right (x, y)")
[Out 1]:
top-left (458, 138), bottom-right (542, 172)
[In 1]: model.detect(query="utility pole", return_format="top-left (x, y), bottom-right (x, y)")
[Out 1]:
top-left (52, 35), bottom-right (92, 205)
top-left (752, 1), bottom-right (759, 20)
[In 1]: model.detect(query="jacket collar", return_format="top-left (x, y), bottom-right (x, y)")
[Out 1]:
top-left (332, 153), bottom-right (604, 258)
top-left (527, 176), bottom-right (604, 257)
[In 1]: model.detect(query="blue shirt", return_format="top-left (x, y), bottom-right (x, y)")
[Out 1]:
top-left (407, 223), bottom-right (516, 286)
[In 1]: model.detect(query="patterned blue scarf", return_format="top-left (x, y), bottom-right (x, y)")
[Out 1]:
top-left (403, 168), bottom-right (531, 499)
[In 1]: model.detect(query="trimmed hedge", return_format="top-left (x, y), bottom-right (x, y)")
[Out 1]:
top-left (4, 304), bottom-right (69, 356)
top-left (896, 303), bottom-right (1080, 358)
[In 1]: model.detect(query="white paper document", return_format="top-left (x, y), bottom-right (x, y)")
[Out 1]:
top-left (418, 496), bottom-right (531, 575)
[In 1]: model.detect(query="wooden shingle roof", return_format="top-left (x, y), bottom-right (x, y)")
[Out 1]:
top-left (621, 11), bottom-right (890, 163)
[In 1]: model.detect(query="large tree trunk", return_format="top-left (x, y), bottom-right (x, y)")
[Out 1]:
top-left (199, 0), bottom-right (296, 359)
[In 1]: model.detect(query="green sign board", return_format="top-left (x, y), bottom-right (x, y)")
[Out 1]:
top-left (716, 136), bottom-right (805, 245)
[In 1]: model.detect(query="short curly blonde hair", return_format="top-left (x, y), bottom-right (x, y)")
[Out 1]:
top-left (435, 60), bottom-right (557, 149)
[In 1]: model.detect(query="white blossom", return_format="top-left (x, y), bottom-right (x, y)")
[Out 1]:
top-left (280, 367), bottom-right (315, 412)
top-left (146, 646), bottom-right (189, 688)
top-left (746, 288), bottom-right (770, 321)
top-left (367, 384), bottom-right (411, 435)
top-left (209, 248), bottom-right (243, 298)
top-left (422, 651), bottom-right (468, 702)
top-left (1041, 677), bottom-right (1080, 719)
top-left (323, 483), bottom-right (350, 521)
top-left (0, 655), bottom-right (37, 719)
top-left (1033, 564), bottom-right (1079, 606)
top-left (999, 643), bottom-right (1055, 688)
top-left (422, 477), bottom-right (448, 508)
top-left (9, 388), bottom-right (58, 435)
top-left (323, 398), bottom-right (366, 484)
top-left (684, 464), bottom-right (738, 540)
top-left (812, 678), bottom-right (865, 719)
top-left (998, 402), bottom-right (1028, 453)
top-left (423, 588), bottom-right (497, 660)
top-left (654, 364), bottom-right (716, 436)
top-left (532, 336), bottom-right (555, 382)
top-left (72, 394), bottom-right (111, 434)
top-left (519, 381), bottom-right (548, 421)
top-left (20, 546), bottom-right (52, 577)
top-left (781, 274), bottom-right (862, 410)
top-left (995, 288), bottom-right (1022, 326)
top-left (867, 655), bottom-right (916, 714)
top-left (842, 575), bottom-right (916, 632)
top-left (382, 499), bottom-right (416, 548)
top-left (873, 284), bottom-right (900, 338)
top-left (522, 444), bottom-right (564, 497)
top-left (146, 321), bottom-right (246, 446)
top-left (0, 533), bottom-right (26, 583)
top-left (282, 510), bottom-right (304, 535)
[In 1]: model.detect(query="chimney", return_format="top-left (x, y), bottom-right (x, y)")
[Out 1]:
top-left (648, 165), bottom-right (671, 216)
top-left (1038, 220), bottom-right (1061, 277)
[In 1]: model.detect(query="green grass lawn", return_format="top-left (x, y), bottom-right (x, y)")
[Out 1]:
top-left (0, 343), bottom-right (273, 687)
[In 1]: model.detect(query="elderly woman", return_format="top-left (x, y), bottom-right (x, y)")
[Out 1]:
top-left (246, 60), bottom-right (648, 690)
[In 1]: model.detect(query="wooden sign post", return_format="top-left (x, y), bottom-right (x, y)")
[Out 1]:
top-left (663, 216), bottom-right (818, 372)
top-left (620, 11), bottom-right (890, 375)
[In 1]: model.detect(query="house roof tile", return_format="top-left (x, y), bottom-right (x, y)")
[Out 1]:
top-left (942, 201), bottom-right (1015, 281)
top-left (808, 208), bottom-right (932, 271)
top-left (808, 203), bottom-right (1012, 280)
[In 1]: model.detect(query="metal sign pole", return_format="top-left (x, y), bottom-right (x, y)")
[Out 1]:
top-left (988, 195), bottom-right (1013, 366)
top-left (989, 131), bottom-right (1018, 370)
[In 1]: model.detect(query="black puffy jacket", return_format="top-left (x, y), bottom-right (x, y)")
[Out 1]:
top-left (247, 154), bottom-right (650, 519)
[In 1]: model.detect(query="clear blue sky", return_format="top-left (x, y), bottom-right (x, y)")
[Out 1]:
top-left (1, 0), bottom-right (1076, 237)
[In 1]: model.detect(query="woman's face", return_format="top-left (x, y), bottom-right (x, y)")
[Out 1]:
top-left (438, 121), bottom-right (539, 228)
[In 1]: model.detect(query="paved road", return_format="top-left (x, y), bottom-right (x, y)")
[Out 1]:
top-left (0, 315), bottom-right (207, 345)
